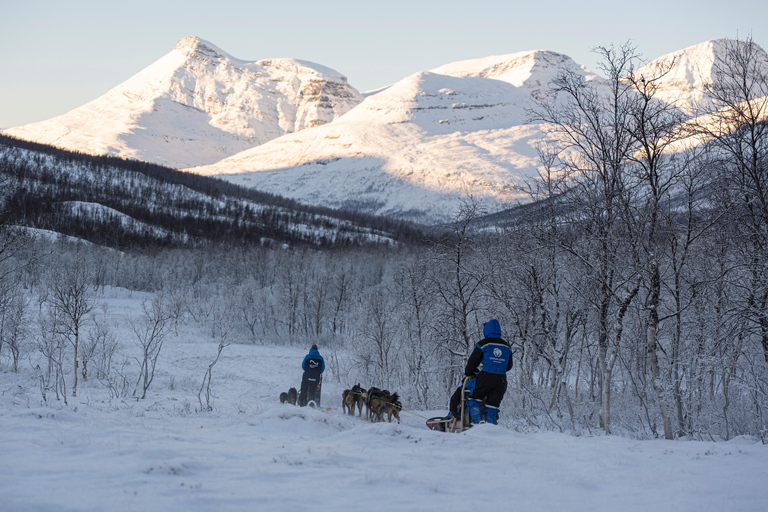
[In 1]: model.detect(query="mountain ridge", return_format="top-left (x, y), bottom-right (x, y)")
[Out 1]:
top-left (6, 37), bottom-right (766, 224)
top-left (187, 49), bottom-right (600, 223)
top-left (3, 36), bottom-right (362, 169)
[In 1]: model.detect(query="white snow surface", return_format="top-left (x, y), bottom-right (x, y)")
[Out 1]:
top-left (635, 38), bottom-right (768, 115)
top-left (2, 287), bottom-right (766, 512)
top-left (188, 40), bottom-right (768, 223)
top-left (7, 38), bottom-right (768, 223)
top-left (187, 50), bottom-right (602, 223)
top-left (3, 36), bottom-right (362, 169)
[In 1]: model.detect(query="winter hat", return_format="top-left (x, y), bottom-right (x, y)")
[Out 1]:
top-left (311, 344), bottom-right (318, 350)
top-left (483, 319), bottom-right (501, 339)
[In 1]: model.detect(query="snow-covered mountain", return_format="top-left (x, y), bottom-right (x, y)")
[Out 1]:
top-left (9, 38), bottom-right (767, 224)
top-left (634, 38), bottom-right (768, 114)
top-left (189, 40), bottom-right (768, 224)
top-left (3, 36), bottom-right (362, 169)
top-left (188, 51), bottom-right (601, 223)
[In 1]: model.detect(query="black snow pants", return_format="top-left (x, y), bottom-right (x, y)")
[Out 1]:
top-left (468, 372), bottom-right (507, 408)
top-left (299, 373), bottom-right (320, 407)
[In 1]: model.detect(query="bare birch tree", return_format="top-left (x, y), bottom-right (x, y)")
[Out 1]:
top-left (700, 36), bottom-right (768, 372)
top-left (131, 296), bottom-right (172, 399)
top-left (532, 42), bottom-right (642, 434)
top-left (48, 258), bottom-right (95, 397)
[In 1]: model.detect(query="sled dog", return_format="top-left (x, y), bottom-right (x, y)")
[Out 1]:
top-left (280, 387), bottom-right (298, 405)
top-left (368, 388), bottom-right (398, 422)
top-left (365, 387), bottom-right (381, 421)
top-left (342, 383), bottom-right (364, 416)
top-left (383, 392), bottom-right (402, 423)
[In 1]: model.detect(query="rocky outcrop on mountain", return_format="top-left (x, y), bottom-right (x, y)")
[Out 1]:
top-left (189, 40), bottom-right (768, 224)
top-left (3, 36), bottom-right (362, 168)
top-left (188, 51), bottom-right (601, 223)
top-left (10, 37), bottom-right (768, 225)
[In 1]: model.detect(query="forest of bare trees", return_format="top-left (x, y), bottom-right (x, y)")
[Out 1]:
top-left (1, 37), bottom-right (767, 441)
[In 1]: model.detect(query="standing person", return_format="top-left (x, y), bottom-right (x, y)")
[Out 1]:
top-left (464, 319), bottom-right (512, 425)
top-left (299, 344), bottom-right (325, 407)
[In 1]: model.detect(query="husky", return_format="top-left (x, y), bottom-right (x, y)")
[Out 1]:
top-left (342, 383), bottom-right (364, 416)
top-left (369, 392), bottom-right (386, 422)
top-left (368, 388), bottom-right (399, 422)
top-left (280, 387), bottom-right (298, 405)
top-left (365, 386), bottom-right (381, 421)
top-left (342, 387), bottom-right (355, 415)
top-left (383, 392), bottom-right (402, 423)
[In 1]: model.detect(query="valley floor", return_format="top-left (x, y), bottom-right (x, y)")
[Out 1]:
top-left (1, 289), bottom-right (766, 511)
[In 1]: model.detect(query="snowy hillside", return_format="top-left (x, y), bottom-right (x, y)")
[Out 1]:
top-left (3, 36), bottom-right (362, 169)
top-left (1, 287), bottom-right (766, 512)
top-left (7, 38), bottom-right (768, 224)
top-left (0, 135), bottom-right (415, 249)
top-left (188, 51), bottom-right (601, 223)
top-left (635, 38), bottom-right (768, 114)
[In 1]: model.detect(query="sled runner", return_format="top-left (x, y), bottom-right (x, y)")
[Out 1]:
top-left (426, 416), bottom-right (455, 432)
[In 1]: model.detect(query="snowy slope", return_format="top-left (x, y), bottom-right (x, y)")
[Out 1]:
top-left (635, 38), bottom-right (768, 114)
top-left (1, 287), bottom-right (767, 512)
top-left (3, 36), bottom-right (362, 169)
top-left (0, 137), bottom-right (404, 249)
top-left (188, 51), bottom-right (601, 223)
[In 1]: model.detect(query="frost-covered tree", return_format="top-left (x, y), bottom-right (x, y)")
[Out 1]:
top-left (532, 43), bottom-right (643, 434)
top-left (131, 295), bottom-right (172, 399)
top-left (47, 257), bottom-right (95, 397)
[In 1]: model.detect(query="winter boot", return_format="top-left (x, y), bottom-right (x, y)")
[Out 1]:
top-left (467, 399), bottom-right (483, 424)
top-left (485, 406), bottom-right (499, 425)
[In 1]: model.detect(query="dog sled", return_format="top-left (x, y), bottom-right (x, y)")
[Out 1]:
top-left (426, 376), bottom-right (474, 433)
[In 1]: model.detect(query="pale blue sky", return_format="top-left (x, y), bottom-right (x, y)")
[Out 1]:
top-left (1, 0), bottom-right (764, 128)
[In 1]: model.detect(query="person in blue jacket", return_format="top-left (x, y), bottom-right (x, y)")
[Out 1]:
top-left (299, 344), bottom-right (325, 407)
top-left (464, 319), bottom-right (512, 424)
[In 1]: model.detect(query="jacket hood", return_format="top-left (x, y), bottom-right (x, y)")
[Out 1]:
top-left (483, 319), bottom-right (501, 339)
top-left (308, 348), bottom-right (321, 358)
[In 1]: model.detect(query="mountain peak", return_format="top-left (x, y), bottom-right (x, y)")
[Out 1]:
top-left (173, 36), bottom-right (229, 59)
top-left (4, 37), bottom-right (362, 168)
top-left (431, 50), bottom-right (592, 86)
top-left (636, 38), bottom-right (768, 113)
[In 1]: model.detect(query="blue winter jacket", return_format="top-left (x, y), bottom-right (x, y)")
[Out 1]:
top-left (302, 348), bottom-right (325, 375)
top-left (465, 319), bottom-right (512, 376)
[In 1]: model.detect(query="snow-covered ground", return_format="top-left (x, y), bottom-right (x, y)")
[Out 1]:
top-left (1, 288), bottom-right (767, 511)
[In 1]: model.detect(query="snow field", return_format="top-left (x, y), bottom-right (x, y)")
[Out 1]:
top-left (1, 287), bottom-right (767, 511)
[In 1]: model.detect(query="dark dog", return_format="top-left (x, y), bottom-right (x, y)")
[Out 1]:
top-left (280, 387), bottom-right (298, 405)
top-left (366, 387), bottom-right (381, 421)
top-left (384, 392), bottom-right (402, 423)
top-left (351, 383), bottom-right (364, 416)
top-left (369, 392), bottom-right (386, 422)
top-left (342, 383), bottom-right (364, 416)
top-left (367, 388), bottom-right (400, 423)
